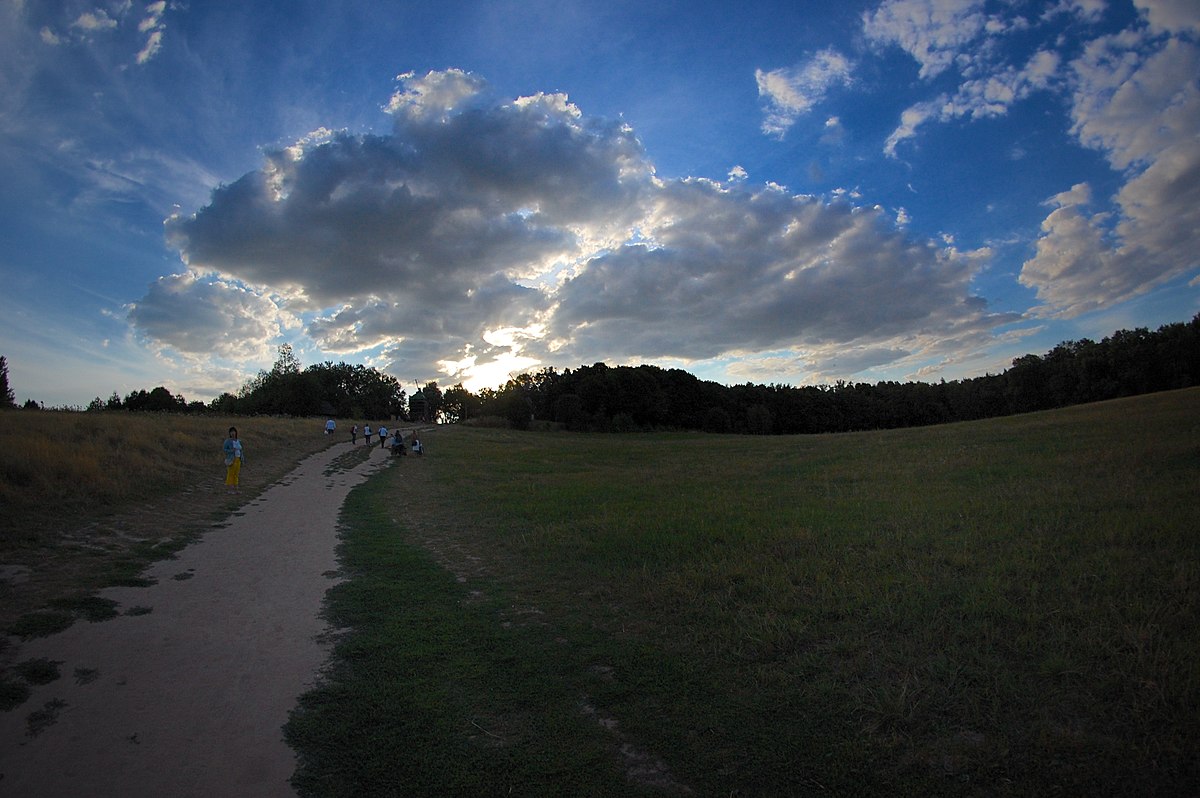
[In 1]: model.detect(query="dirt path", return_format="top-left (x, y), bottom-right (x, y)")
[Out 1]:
top-left (0, 441), bottom-right (392, 797)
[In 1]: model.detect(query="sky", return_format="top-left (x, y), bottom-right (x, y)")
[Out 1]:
top-left (1, 0), bottom-right (1198, 407)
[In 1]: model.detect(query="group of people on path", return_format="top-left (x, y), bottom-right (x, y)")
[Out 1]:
top-left (222, 419), bottom-right (426, 495)
top-left (222, 419), bottom-right (426, 493)
top-left (348, 422), bottom-right (423, 456)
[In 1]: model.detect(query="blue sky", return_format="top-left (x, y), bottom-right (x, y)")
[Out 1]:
top-left (2, 0), bottom-right (1197, 406)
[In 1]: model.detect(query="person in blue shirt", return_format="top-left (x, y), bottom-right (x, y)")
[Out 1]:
top-left (223, 427), bottom-right (244, 493)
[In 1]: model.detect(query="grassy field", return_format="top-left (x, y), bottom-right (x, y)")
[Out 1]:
top-left (0, 411), bottom-right (340, 635)
top-left (287, 388), bottom-right (1199, 796)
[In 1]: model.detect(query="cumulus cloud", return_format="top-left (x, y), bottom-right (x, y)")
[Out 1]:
top-left (756, 49), bottom-right (854, 138)
top-left (138, 69), bottom-right (1008, 386)
top-left (127, 272), bottom-right (296, 361)
top-left (547, 179), bottom-right (999, 364)
top-left (865, 0), bottom-right (1200, 325)
top-left (157, 71), bottom-right (654, 379)
top-left (1021, 24), bottom-right (1200, 315)
top-left (1136, 0), bottom-right (1200, 35)
top-left (862, 0), bottom-right (989, 79)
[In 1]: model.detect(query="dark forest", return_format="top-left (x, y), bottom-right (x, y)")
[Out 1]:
top-left (9, 314), bottom-right (1198, 436)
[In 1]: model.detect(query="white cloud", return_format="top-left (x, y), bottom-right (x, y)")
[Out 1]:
top-left (140, 70), bottom-right (1010, 386)
top-left (862, 0), bottom-right (988, 79)
top-left (139, 2), bottom-right (166, 33)
top-left (1043, 0), bottom-right (1106, 23)
top-left (884, 98), bottom-right (943, 157)
top-left (756, 49), bottom-right (854, 138)
top-left (548, 179), bottom-right (1001, 363)
top-left (71, 10), bottom-right (118, 33)
top-left (35, 1), bottom-right (168, 64)
top-left (1135, 0), bottom-right (1200, 35)
top-left (385, 69), bottom-right (489, 120)
top-left (135, 29), bottom-right (161, 64)
top-left (154, 72), bottom-right (653, 377)
top-left (1021, 31), bottom-right (1200, 316)
top-left (127, 272), bottom-right (296, 361)
top-left (885, 49), bottom-right (1060, 155)
top-left (1069, 33), bottom-right (1198, 170)
top-left (1019, 183), bottom-right (1116, 317)
top-left (942, 48), bottom-right (1060, 118)
top-left (135, 0), bottom-right (167, 64)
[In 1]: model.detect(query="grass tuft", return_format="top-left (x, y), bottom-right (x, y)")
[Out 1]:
top-left (0, 679), bottom-right (31, 711)
top-left (15, 658), bottom-right (62, 685)
top-left (8, 611), bottom-right (75, 640)
top-left (49, 595), bottom-right (120, 622)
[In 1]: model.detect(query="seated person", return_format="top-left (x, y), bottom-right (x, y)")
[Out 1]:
top-left (390, 433), bottom-right (406, 456)
top-left (410, 436), bottom-right (423, 456)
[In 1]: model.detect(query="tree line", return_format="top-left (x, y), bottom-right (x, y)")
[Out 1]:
top-left (450, 314), bottom-right (1200, 434)
top-left (0, 346), bottom-right (441, 423)
top-left (3, 315), bottom-right (1198, 434)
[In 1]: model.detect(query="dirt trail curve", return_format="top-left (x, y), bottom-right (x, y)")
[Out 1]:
top-left (0, 442), bottom-right (392, 797)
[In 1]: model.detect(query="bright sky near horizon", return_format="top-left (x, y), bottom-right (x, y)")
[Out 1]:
top-left (1, 0), bottom-right (1198, 407)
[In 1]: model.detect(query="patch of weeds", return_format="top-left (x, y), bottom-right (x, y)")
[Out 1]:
top-left (125, 605), bottom-right (153, 616)
top-left (0, 679), bottom-right (32, 711)
top-left (50, 595), bottom-right (120, 622)
top-left (74, 667), bottom-right (100, 685)
top-left (101, 557), bottom-right (158, 588)
top-left (324, 445), bottom-right (374, 476)
top-left (8, 610), bottom-right (74, 640)
top-left (26, 698), bottom-right (67, 737)
top-left (16, 658), bottom-right (62, 685)
top-left (110, 576), bottom-right (157, 588)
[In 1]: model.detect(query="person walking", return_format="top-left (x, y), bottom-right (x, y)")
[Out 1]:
top-left (378, 425), bottom-right (388, 449)
top-left (223, 426), bottom-right (244, 494)
top-left (324, 418), bottom-right (336, 435)
top-left (351, 424), bottom-right (358, 445)
top-left (363, 423), bottom-right (371, 445)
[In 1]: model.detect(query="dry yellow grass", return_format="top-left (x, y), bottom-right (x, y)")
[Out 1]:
top-left (0, 410), bottom-right (342, 630)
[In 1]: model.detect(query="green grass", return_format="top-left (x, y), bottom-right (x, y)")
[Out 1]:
top-left (293, 389), bottom-right (1199, 795)
top-left (285, 483), bottom-right (635, 797)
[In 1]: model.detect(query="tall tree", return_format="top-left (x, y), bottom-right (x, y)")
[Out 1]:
top-left (0, 355), bottom-right (14, 408)
top-left (271, 343), bottom-right (301, 376)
